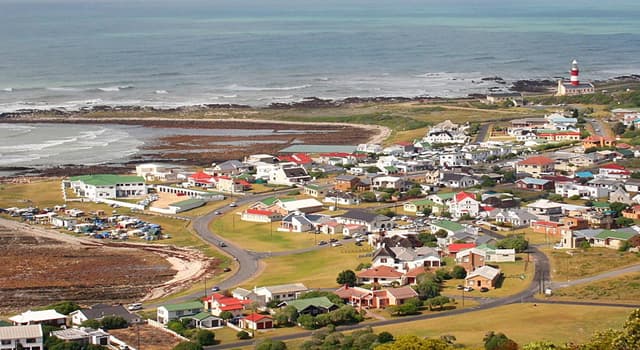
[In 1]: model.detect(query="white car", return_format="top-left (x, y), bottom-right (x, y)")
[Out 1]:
top-left (331, 242), bottom-right (342, 247)
top-left (127, 303), bottom-right (142, 311)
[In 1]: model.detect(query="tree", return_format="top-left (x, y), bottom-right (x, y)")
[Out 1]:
top-left (419, 232), bottom-right (438, 247)
top-left (99, 315), bottom-right (128, 330)
top-left (435, 229), bottom-right (449, 238)
top-left (236, 331), bottom-right (251, 340)
top-left (452, 265), bottom-right (467, 279)
top-left (297, 314), bottom-right (317, 329)
top-left (219, 311), bottom-right (234, 321)
top-left (255, 339), bottom-right (287, 350)
top-left (610, 202), bottom-right (630, 217)
top-left (192, 329), bottom-right (215, 346)
top-left (483, 331), bottom-right (518, 350)
top-left (406, 187), bottom-right (422, 197)
top-left (377, 331), bottom-right (394, 344)
top-left (613, 122), bottom-right (627, 135)
top-left (611, 308), bottom-right (640, 349)
top-left (426, 296), bottom-right (450, 311)
top-left (171, 342), bottom-right (203, 350)
top-left (374, 335), bottom-right (453, 350)
top-left (336, 270), bottom-right (357, 287)
top-left (616, 217), bottom-right (635, 228)
top-left (435, 269), bottom-right (452, 281)
top-left (522, 341), bottom-right (562, 349)
top-left (547, 194), bottom-right (564, 202)
top-left (414, 278), bottom-right (440, 300)
top-left (497, 234), bottom-right (529, 253)
top-left (167, 320), bottom-right (186, 335)
top-left (389, 298), bottom-right (420, 316)
top-left (356, 262), bottom-right (372, 271)
top-left (80, 319), bottom-right (101, 329)
top-left (360, 192), bottom-right (377, 202)
top-left (273, 305), bottom-right (299, 326)
top-left (502, 171), bottom-right (516, 183)
top-left (48, 301), bottom-right (81, 315)
top-left (631, 172), bottom-right (640, 179)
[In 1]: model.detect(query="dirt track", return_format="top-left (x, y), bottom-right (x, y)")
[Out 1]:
top-left (0, 218), bottom-right (215, 313)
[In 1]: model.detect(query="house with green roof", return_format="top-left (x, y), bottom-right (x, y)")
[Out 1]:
top-left (593, 229), bottom-right (640, 250)
top-left (278, 297), bottom-right (338, 316)
top-left (430, 220), bottom-right (466, 236)
top-left (67, 174), bottom-right (147, 200)
top-left (167, 198), bottom-right (206, 214)
top-left (156, 301), bottom-right (203, 325)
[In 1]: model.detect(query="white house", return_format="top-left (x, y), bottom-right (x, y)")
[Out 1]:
top-left (336, 210), bottom-right (392, 232)
top-left (371, 245), bottom-right (441, 273)
top-left (135, 163), bottom-right (183, 181)
top-left (268, 162), bottom-right (312, 186)
top-left (156, 301), bottom-right (203, 325)
top-left (448, 191), bottom-right (480, 218)
top-left (371, 176), bottom-right (406, 191)
top-left (0, 325), bottom-right (43, 350)
top-left (10, 310), bottom-right (67, 327)
top-left (68, 174), bottom-right (147, 200)
top-left (555, 182), bottom-right (609, 199)
top-left (253, 283), bottom-right (308, 303)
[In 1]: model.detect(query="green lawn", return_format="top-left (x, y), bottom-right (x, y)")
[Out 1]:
top-left (550, 273), bottom-right (640, 304)
top-left (242, 242), bottom-right (373, 288)
top-left (545, 247), bottom-right (640, 282)
top-left (506, 228), bottom-right (555, 246)
top-left (0, 178), bottom-right (67, 208)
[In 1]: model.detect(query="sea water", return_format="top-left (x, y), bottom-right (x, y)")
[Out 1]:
top-left (0, 0), bottom-right (639, 112)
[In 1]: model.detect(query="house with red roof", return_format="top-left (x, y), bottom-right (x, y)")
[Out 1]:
top-left (277, 153), bottom-right (314, 167)
top-left (530, 220), bottom-right (564, 236)
top-left (334, 285), bottom-right (418, 309)
top-left (516, 156), bottom-right (555, 178)
top-left (446, 243), bottom-right (477, 258)
top-left (448, 191), bottom-right (480, 218)
top-left (239, 313), bottom-right (273, 330)
top-left (598, 163), bottom-right (631, 179)
top-left (188, 171), bottom-right (216, 188)
top-left (582, 135), bottom-right (616, 150)
top-left (356, 266), bottom-right (403, 287)
top-left (240, 208), bottom-right (283, 223)
top-left (203, 293), bottom-right (252, 317)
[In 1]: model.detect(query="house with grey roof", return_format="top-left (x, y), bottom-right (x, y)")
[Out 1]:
top-left (492, 209), bottom-right (537, 228)
top-left (253, 283), bottom-right (309, 303)
top-left (279, 212), bottom-right (330, 233)
top-left (70, 304), bottom-right (139, 326)
top-left (438, 173), bottom-right (478, 189)
top-left (465, 265), bottom-right (501, 289)
top-left (51, 328), bottom-right (110, 346)
top-left (372, 245), bottom-right (441, 273)
top-left (336, 210), bottom-right (392, 232)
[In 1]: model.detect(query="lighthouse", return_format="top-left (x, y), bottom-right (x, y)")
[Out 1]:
top-left (570, 59), bottom-right (580, 86)
top-left (556, 59), bottom-right (594, 96)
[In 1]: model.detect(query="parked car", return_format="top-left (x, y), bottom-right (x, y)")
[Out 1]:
top-left (318, 240), bottom-right (328, 246)
top-left (355, 241), bottom-right (363, 246)
top-left (463, 286), bottom-right (474, 292)
top-left (331, 242), bottom-right (342, 247)
top-left (229, 203), bottom-right (237, 207)
top-left (211, 286), bottom-right (220, 292)
top-left (127, 303), bottom-right (142, 311)
top-left (214, 211), bottom-right (221, 215)
top-left (480, 287), bottom-right (489, 293)
top-left (219, 241), bottom-right (227, 247)
top-left (329, 238), bottom-right (338, 243)
top-left (456, 285), bottom-right (464, 290)
top-left (223, 267), bottom-right (231, 272)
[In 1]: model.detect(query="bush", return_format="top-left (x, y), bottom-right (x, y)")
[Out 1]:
top-left (378, 331), bottom-right (395, 343)
top-left (172, 342), bottom-right (203, 350)
top-left (167, 320), bottom-right (186, 335)
top-left (192, 329), bottom-right (215, 346)
top-left (452, 265), bottom-right (467, 279)
top-left (236, 331), bottom-right (251, 340)
top-left (497, 235), bottom-right (529, 253)
top-left (336, 270), bottom-right (357, 287)
top-left (255, 339), bottom-right (287, 350)
top-left (47, 301), bottom-right (81, 315)
top-left (99, 316), bottom-right (128, 330)
top-left (80, 319), bottom-right (101, 329)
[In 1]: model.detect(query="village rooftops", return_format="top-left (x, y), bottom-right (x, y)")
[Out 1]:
top-left (9, 310), bottom-right (66, 324)
top-left (466, 265), bottom-right (501, 280)
top-left (385, 286), bottom-right (419, 299)
top-left (517, 156), bottom-right (555, 166)
top-left (260, 283), bottom-right (308, 295)
top-left (356, 266), bottom-right (403, 278)
top-left (432, 220), bottom-right (465, 232)
top-left (595, 230), bottom-right (637, 240)
top-left (69, 174), bottom-right (145, 186)
top-left (0, 325), bottom-right (43, 339)
top-left (281, 297), bottom-right (336, 312)
top-left (340, 209), bottom-right (388, 222)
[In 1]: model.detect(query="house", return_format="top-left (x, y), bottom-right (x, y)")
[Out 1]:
top-left (371, 245), bottom-right (441, 273)
top-left (465, 266), bottom-right (501, 289)
top-left (268, 162), bottom-right (312, 186)
top-left (0, 325), bottom-right (43, 350)
top-left (277, 153), bottom-right (314, 168)
top-left (135, 163), bottom-right (183, 181)
top-left (70, 304), bottom-right (138, 326)
top-left (448, 191), bottom-right (480, 218)
top-left (323, 191), bottom-right (360, 206)
top-left (592, 230), bottom-right (640, 250)
top-left (493, 209), bottom-right (537, 228)
top-left (334, 175), bottom-right (362, 191)
top-left (303, 183), bottom-right (330, 198)
top-left (430, 220), bottom-right (467, 237)
top-left (51, 328), bottom-right (110, 346)
top-left (156, 301), bottom-right (203, 325)
top-left (385, 286), bottom-right (420, 306)
top-left (515, 177), bottom-right (553, 191)
top-left (337, 210), bottom-right (392, 232)
top-left (481, 192), bottom-right (519, 209)
top-left (475, 245), bottom-right (516, 263)
top-left (582, 135), bottom-right (616, 150)
top-left (187, 171), bottom-right (216, 188)
top-left (203, 293), bottom-right (251, 317)
top-left (279, 213), bottom-right (329, 233)
top-left (181, 312), bottom-right (224, 329)
top-left (516, 156), bottom-right (555, 178)
top-left (438, 173), bottom-right (478, 188)
top-left (598, 164), bottom-right (631, 179)
top-left (446, 243), bottom-right (476, 258)
top-left (211, 160), bottom-right (250, 176)
top-left (67, 174), bottom-right (147, 200)
top-left (536, 129), bottom-right (581, 142)
top-left (276, 198), bottom-right (324, 214)
top-left (334, 285), bottom-right (418, 309)
top-left (241, 209), bottom-right (283, 223)
top-left (622, 205), bottom-right (640, 220)
top-left (486, 92), bottom-right (523, 105)
top-left (239, 313), bottom-right (273, 330)
top-left (216, 176), bottom-right (247, 193)
top-left (526, 199), bottom-right (563, 217)
top-left (531, 220), bottom-right (565, 236)
top-left (356, 266), bottom-right (404, 286)
top-left (279, 297), bottom-right (338, 316)
top-left (624, 179), bottom-right (640, 193)
top-left (10, 310), bottom-right (67, 326)
top-left (609, 187), bottom-right (635, 205)
top-left (403, 199), bottom-right (439, 214)
top-left (455, 248), bottom-right (486, 273)
top-left (371, 176), bottom-right (407, 191)
top-left (253, 283), bottom-right (308, 303)
top-left (554, 182), bottom-right (609, 199)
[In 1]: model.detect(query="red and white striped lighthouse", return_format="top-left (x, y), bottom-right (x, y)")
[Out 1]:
top-left (570, 59), bottom-right (580, 86)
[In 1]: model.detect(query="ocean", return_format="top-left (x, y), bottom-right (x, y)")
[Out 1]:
top-left (1, 0), bottom-right (640, 112)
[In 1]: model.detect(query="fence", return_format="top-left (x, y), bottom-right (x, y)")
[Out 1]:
top-left (147, 319), bottom-right (190, 341)
top-left (95, 198), bottom-right (145, 211)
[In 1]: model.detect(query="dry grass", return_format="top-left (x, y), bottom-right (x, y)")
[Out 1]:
top-left (545, 247), bottom-right (640, 282)
top-left (551, 272), bottom-right (640, 304)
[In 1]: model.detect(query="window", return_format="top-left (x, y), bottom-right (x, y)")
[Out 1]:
top-left (1, 340), bottom-right (11, 345)
top-left (26, 338), bottom-right (37, 343)
top-left (380, 258), bottom-right (387, 263)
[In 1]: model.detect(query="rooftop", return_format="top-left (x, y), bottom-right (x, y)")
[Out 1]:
top-left (280, 145), bottom-right (358, 154)
top-left (0, 325), bottom-right (42, 340)
top-left (70, 174), bottom-right (145, 186)
top-left (160, 301), bottom-right (203, 312)
top-left (282, 297), bottom-right (336, 312)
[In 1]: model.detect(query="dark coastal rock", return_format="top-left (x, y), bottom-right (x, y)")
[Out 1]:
top-left (510, 79), bottom-right (556, 92)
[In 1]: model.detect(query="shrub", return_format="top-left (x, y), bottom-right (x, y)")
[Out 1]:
top-left (171, 342), bottom-right (203, 350)
top-left (236, 331), bottom-right (251, 340)
top-left (192, 329), bottom-right (215, 346)
top-left (452, 265), bottom-right (467, 279)
top-left (99, 316), bottom-right (128, 330)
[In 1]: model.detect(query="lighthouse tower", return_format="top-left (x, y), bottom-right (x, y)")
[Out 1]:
top-left (570, 59), bottom-right (580, 86)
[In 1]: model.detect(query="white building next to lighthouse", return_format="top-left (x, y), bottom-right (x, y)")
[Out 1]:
top-left (557, 59), bottom-right (595, 96)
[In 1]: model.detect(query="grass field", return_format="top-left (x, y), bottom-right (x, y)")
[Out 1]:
top-left (505, 228), bottom-right (555, 246)
top-left (242, 242), bottom-right (372, 288)
top-left (551, 273), bottom-right (640, 304)
top-left (545, 247), bottom-right (640, 282)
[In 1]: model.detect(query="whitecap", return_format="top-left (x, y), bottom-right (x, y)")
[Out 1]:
top-left (47, 87), bottom-right (82, 92)
top-left (225, 84), bottom-right (311, 91)
top-left (1, 88), bottom-right (13, 92)
top-left (155, 90), bottom-right (169, 94)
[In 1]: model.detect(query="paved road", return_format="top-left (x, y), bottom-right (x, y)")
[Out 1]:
top-left (588, 118), bottom-right (608, 137)
top-left (475, 123), bottom-right (491, 143)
